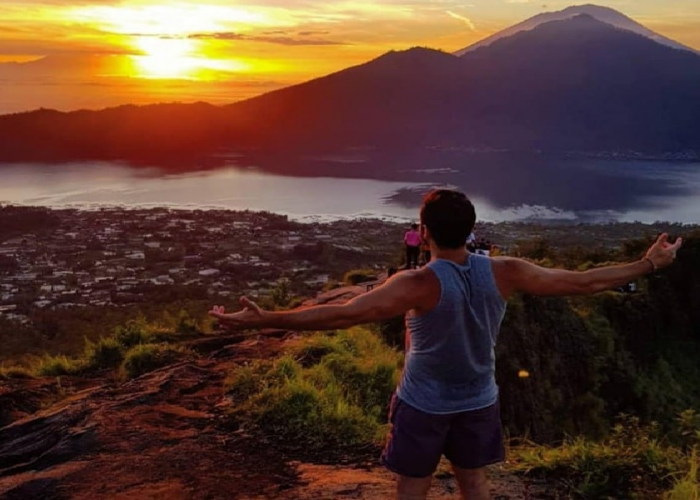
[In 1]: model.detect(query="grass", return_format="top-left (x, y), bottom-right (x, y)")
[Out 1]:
top-left (83, 337), bottom-right (125, 371)
top-left (0, 365), bottom-right (35, 380)
top-left (34, 355), bottom-right (84, 377)
top-left (14, 318), bottom-right (199, 379)
top-left (120, 343), bottom-right (192, 380)
top-left (514, 415), bottom-right (699, 499)
top-left (224, 327), bottom-right (402, 453)
top-left (664, 448), bottom-right (699, 500)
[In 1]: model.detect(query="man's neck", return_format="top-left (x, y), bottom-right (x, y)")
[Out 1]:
top-left (430, 245), bottom-right (469, 265)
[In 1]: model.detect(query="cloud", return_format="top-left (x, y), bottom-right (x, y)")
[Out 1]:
top-left (446, 11), bottom-right (476, 31)
top-left (298, 30), bottom-right (330, 36)
top-left (188, 32), bottom-right (347, 46)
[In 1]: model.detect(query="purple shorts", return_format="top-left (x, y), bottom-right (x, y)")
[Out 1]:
top-left (380, 395), bottom-right (505, 478)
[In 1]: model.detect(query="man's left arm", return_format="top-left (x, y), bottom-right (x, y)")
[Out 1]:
top-left (210, 271), bottom-right (425, 331)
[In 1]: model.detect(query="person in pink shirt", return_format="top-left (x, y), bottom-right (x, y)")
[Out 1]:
top-left (404, 223), bottom-right (421, 269)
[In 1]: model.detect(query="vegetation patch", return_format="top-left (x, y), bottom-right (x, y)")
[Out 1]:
top-left (23, 318), bottom-right (199, 379)
top-left (120, 344), bottom-right (192, 380)
top-left (83, 337), bottom-right (125, 371)
top-left (224, 327), bottom-right (402, 455)
top-left (0, 365), bottom-right (35, 380)
top-left (514, 415), bottom-right (699, 499)
top-left (34, 355), bottom-right (84, 377)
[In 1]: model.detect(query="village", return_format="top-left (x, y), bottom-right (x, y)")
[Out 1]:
top-left (0, 204), bottom-right (692, 331)
top-left (0, 206), bottom-right (406, 326)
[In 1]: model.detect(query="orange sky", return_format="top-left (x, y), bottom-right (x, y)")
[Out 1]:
top-left (1, 0), bottom-right (699, 113)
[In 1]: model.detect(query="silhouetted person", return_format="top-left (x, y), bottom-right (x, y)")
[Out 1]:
top-left (404, 223), bottom-right (421, 269)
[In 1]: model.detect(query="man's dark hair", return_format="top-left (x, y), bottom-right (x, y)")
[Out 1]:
top-left (411, 223), bottom-right (418, 230)
top-left (420, 189), bottom-right (476, 249)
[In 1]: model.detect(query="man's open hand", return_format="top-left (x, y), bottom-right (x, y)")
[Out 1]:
top-left (209, 297), bottom-right (265, 331)
top-left (645, 233), bottom-right (683, 270)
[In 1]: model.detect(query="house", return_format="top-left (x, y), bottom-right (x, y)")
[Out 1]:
top-left (199, 269), bottom-right (221, 277)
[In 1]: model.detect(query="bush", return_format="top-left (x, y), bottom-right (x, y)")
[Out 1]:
top-left (224, 327), bottom-right (401, 453)
top-left (114, 320), bottom-right (153, 348)
top-left (515, 415), bottom-right (693, 498)
top-left (83, 337), bottom-right (124, 371)
top-left (34, 355), bottom-right (84, 377)
top-left (120, 344), bottom-right (191, 380)
top-left (343, 269), bottom-right (377, 286)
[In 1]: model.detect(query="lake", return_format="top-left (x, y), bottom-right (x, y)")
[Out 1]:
top-left (1, 156), bottom-right (699, 224)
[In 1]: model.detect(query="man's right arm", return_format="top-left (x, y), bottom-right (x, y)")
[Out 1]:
top-left (494, 233), bottom-right (682, 298)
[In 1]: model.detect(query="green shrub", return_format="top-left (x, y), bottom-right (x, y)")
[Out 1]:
top-left (224, 327), bottom-right (402, 453)
top-left (224, 361), bottom-right (270, 402)
top-left (34, 355), bottom-right (84, 377)
top-left (114, 320), bottom-right (153, 348)
top-left (515, 415), bottom-right (689, 498)
top-left (120, 344), bottom-right (191, 380)
top-left (343, 269), bottom-right (376, 286)
top-left (83, 337), bottom-right (124, 371)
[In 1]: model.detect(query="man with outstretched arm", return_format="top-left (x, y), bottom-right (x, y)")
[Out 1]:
top-left (210, 189), bottom-right (682, 500)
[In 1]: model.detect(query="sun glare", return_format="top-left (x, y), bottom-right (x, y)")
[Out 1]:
top-left (65, 3), bottom-right (284, 79)
top-left (130, 37), bottom-right (253, 79)
top-left (134, 38), bottom-right (199, 79)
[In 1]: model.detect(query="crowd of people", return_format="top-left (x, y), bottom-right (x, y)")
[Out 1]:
top-left (404, 224), bottom-right (497, 268)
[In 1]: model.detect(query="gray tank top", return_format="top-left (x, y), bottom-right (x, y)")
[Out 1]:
top-left (396, 254), bottom-right (507, 414)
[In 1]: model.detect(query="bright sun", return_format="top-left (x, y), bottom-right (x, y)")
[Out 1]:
top-left (130, 37), bottom-right (251, 79)
top-left (69, 4), bottom-right (269, 79)
top-left (133, 37), bottom-right (201, 79)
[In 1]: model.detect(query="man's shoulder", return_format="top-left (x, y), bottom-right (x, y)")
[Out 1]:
top-left (489, 256), bottom-right (527, 280)
top-left (391, 267), bottom-right (439, 289)
top-left (398, 268), bottom-right (441, 310)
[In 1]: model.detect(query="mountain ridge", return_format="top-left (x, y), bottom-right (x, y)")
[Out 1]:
top-left (0, 13), bottom-right (699, 162)
top-left (455, 3), bottom-right (699, 56)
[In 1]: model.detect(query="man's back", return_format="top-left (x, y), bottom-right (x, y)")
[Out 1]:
top-left (398, 255), bottom-right (507, 414)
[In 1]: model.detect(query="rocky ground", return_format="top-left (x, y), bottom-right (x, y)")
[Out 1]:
top-left (0, 287), bottom-right (555, 499)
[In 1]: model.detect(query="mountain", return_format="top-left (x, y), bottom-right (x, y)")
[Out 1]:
top-left (0, 54), bottom-right (118, 77)
top-left (453, 14), bottom-right (700, 152)
top-left (1, 13), bottom-right (700, 163)
top-left (455, 4), bottom-right (698, 56)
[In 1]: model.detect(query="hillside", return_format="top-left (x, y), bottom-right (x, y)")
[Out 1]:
top-left (0, 12), bottom-right (699, 164)
top-left (0, 299), bottom-right (529, 500)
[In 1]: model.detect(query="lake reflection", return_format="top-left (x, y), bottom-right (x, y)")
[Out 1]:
top-left (0, 158), bottom-right (699, 224)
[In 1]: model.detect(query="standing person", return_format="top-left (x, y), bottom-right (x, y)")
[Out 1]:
top-left (210, 189), bottom-right (681, 500)
top-left (404, 223), bottom-right (421, 269)
top-left (466, 231), bottom-right (477, 252)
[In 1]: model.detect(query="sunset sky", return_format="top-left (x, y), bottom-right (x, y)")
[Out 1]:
top-left (1, 0), bottom-right (699, 113)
